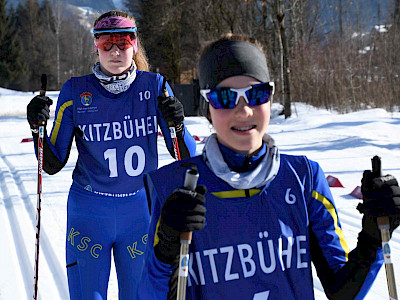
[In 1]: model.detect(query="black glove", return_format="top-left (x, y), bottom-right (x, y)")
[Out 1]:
top-left (357, 170), bottom-right (400, 244)
top-left (155, 185), bottom-right (207, 264)
top-left (157, 96), bottom-right (185, 134)
top-left (27, 95), bottom-right (53, 135)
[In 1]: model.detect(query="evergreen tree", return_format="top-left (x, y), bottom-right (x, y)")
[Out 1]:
top-left (131, 0), bottom-right (200, 83)
top-left (15, 0), bottom-right (53, 91)
top-left (0, 0), bottom-right (28, 89)
top-left (38, 0), bottom-right (57, 88)
top-left (132, 0), bottom-right (167, 74)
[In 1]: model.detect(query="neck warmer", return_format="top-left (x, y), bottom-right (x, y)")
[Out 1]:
top-left (203, 133), bottom-right (280, 189)
top-left (218, 141), bottom-right (267, 173)
top-left (92, 60), bottom-right (137, 94)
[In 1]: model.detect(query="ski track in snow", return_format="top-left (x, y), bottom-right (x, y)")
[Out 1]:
top-left (0, 147), bottom-right (69, 299)
top-left (0, 148), bottom-right (34, 299)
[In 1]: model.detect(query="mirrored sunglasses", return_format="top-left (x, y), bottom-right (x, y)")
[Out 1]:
top-left (200, 82), bottom-right (275, 109)
top-left (94, 32), bottom-right (137, 51)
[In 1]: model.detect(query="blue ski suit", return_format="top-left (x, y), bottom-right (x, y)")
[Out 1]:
top-left (138, 138), bottom-right (383, 299)
top-left (39, 71), bottom-right (196, 299)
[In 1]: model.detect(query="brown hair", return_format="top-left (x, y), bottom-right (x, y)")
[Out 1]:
top-left (94, 10), bottom-right (150, 71)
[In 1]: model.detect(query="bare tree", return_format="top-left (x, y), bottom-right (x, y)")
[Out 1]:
top-left (52, 0), bottom-right (61, 87)
top-left (264, 0), bottom-right (292, 118)
top-left (394, 0), bottom-right (400, 27)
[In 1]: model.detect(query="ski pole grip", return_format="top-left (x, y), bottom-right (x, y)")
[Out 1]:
top-left (372, 156), bottom-right (390, 227)
top-left (40, 74), bottom-right (47, 96)
top-left (181, 168), bottom-right (199, 241)
top-left (371, 155), bottom-right (382, 177)
top-left (184, 168), bottom-right (199, 191)
top-left (38, 74), bottom-right (47, 126)
top-left (161, 77), bottom-right (176, 127)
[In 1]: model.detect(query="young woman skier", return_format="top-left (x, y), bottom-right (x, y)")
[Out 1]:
top-left (26, 10), bottom-right (196, 299)
top-left (137, 34), bottom-right (400, 299)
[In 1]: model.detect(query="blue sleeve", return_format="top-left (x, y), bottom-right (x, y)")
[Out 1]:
top-left (307, 159), bottom-right (383, 298)
top-left (33, 80), bottom-right (75, 174)
top-left (156, 75), bottom-right (196, 158)
top-left (307, 160), bottom-right (349, 271)
top-left (47, 79), bottom-right (75, 162)
top-left (137, 173), bottom-right (174, 299)
top-left (353, 251), bottom-right (383, 299)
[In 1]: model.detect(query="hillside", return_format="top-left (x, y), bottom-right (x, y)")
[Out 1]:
top-left (7, 0), bottom-right (126, 13)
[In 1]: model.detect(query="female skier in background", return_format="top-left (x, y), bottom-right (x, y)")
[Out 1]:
top-left (26, 10), bottom-right (196, 299)
top-left (137, 34), bottom-right (400, 299)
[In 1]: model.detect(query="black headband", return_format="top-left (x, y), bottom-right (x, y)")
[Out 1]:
top-left (198, 40), bottom-right (270, 89)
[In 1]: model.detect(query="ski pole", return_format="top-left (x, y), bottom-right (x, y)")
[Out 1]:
top-left (161, 77), bottom-right (181, 160)
top-left (159, 76), bottom-right (196, 299)
top-left (177, 167), bottom-right (199, 300)
top-left (372, 155), bottom-right (398, 300)
top-left (33, 73), bottom-right (47, 300)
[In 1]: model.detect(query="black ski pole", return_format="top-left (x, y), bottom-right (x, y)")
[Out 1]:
top-left (33, 74), bottom-right (47, 300)
top-left (372, 155), bottom-right (398, 300)
top-left (159, 76), bottom-right (196, 299)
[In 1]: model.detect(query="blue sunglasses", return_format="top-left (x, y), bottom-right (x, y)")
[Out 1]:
top-left (200, 82), bottom-right (274, 109)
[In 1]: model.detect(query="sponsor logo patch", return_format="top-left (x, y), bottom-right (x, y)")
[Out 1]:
top-left (80, 92), bottom-right (92, 106)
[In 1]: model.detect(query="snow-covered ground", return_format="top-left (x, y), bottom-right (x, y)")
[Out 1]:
top-left (0, 86), bottom-right (399, 299)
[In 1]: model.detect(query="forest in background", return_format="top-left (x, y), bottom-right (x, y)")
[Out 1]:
top-left (1, 0), bottom-right (399, 116)
top-left (0, 0), bottom-right (95, 91)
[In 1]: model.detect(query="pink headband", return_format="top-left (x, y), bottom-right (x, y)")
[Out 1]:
top-left (94, 16), bottom-right (135, 30)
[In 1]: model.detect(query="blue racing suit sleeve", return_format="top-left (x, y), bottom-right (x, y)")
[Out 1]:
top-left (307, 159), bottom-right (383, 299)
top-left (36, 80), bottom-right (75, 175)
